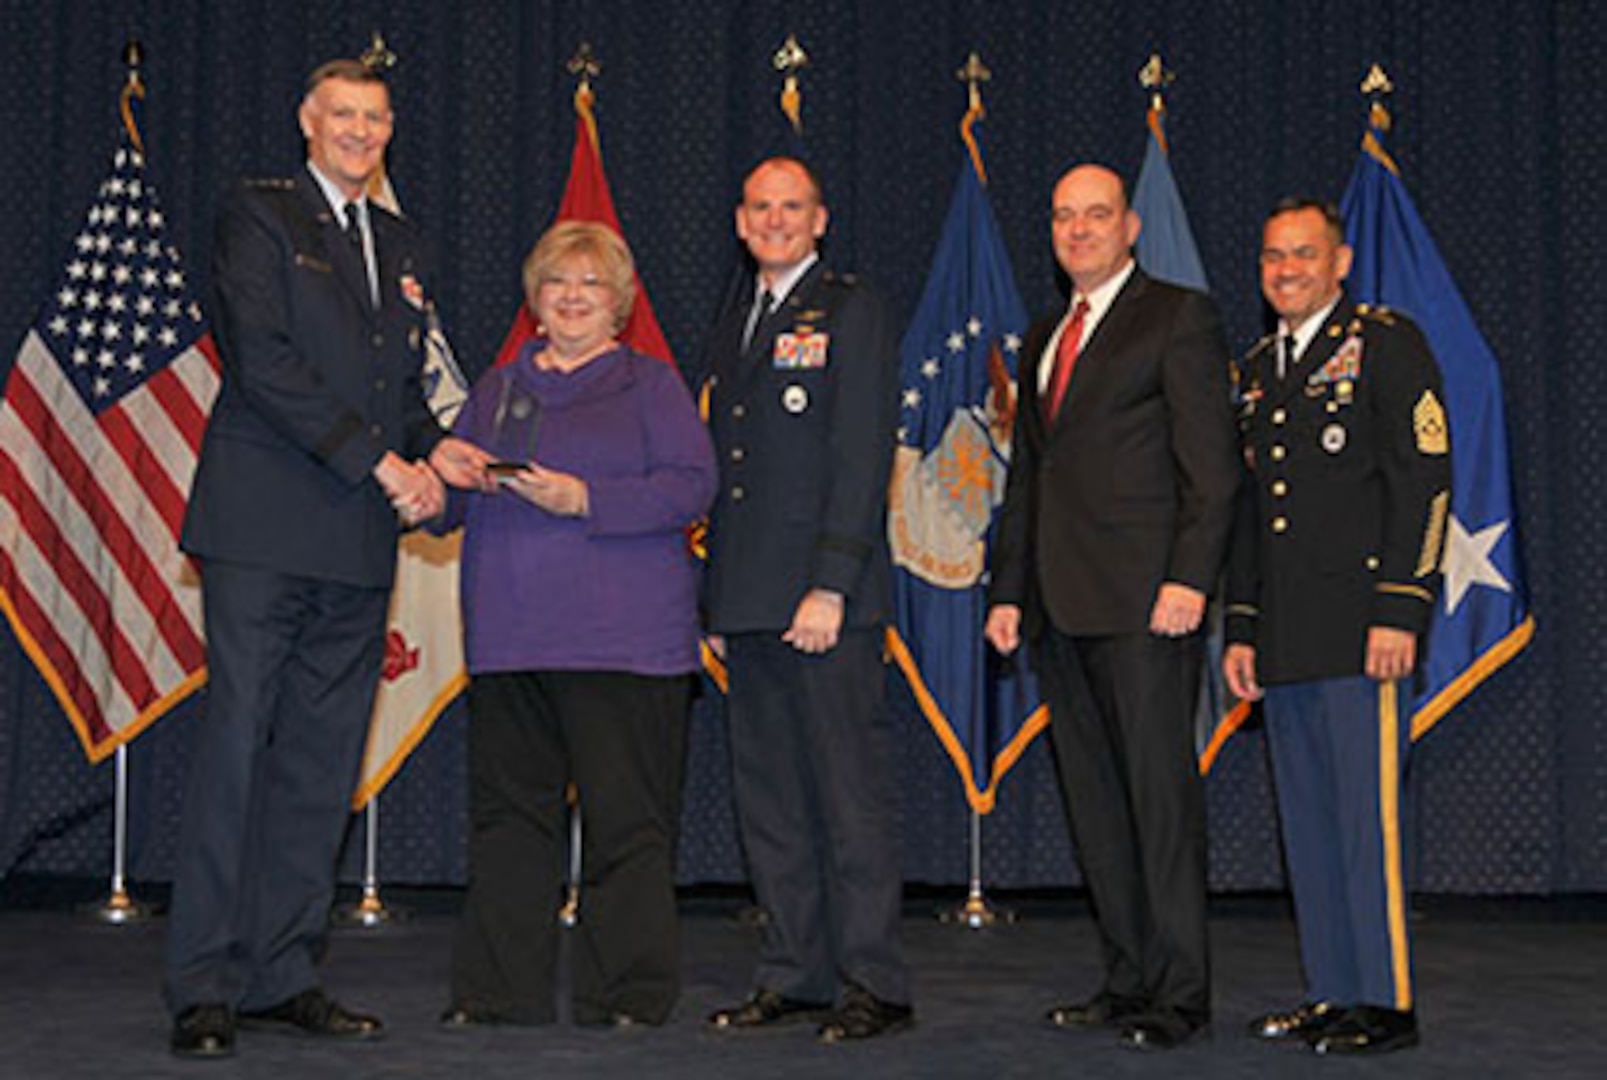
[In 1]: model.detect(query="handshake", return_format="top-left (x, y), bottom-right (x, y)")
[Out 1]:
top-left (372, 436), bottom-right (499, 526)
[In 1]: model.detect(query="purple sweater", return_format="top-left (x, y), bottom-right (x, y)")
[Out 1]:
top-left (441, 343), bottom-right (716, 676)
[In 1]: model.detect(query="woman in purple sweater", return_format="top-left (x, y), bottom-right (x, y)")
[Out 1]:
top-left (436, 222), bottom-right (715, 1028)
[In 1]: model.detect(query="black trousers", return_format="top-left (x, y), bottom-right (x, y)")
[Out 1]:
top-left (724, 629), bottom-right (910, 1006)
top-left (1037, 627), bottom-right (1210, 1025)
top-left (164, 561), bottom-right (389, 1013)
top-left (450, 669), bottom-right (691, 1024)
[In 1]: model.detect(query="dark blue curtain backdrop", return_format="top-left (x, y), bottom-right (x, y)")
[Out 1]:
top-left (1, 1), bottom-right (1600, 894)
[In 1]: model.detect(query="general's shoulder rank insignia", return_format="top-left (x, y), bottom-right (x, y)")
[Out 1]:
top-left (1414, 389), bottom-right (1449, 455)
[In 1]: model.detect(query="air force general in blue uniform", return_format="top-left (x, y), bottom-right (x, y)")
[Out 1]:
top-left (165, 59), bottom-right (489, 1060)
top-left (1225, 199), bottom-right (1450, 1056)
top-left (702, 157), bottom-right (912, 1043)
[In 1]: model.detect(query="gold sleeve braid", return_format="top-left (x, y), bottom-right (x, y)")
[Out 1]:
top-left (1417, 489), bottom-right (1450, 578)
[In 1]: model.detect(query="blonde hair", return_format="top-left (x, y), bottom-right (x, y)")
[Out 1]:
top-left (521, 221), bottom-right (637, 330)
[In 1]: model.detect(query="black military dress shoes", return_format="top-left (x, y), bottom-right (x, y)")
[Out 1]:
top-left (1117, 1011), bottom-right (1209, 1051)
top-left (1309, 1005), bottom-right (1418, 1055)
top-left (1045, 995), bottom-right (1146, 1029)
top-left (1248, 1000), bottom-right (1337, 1040)
top-left (238, 987), bottom-right (383, 1039)
top-left (706, 989), bottom-right (832, 1030)
top-left (817, 984), bottom-right (914, 1043)
top-left (170, 1003), bottom-right (235, 1058)
top-left (439, 1004), bottom-right (508, 1029)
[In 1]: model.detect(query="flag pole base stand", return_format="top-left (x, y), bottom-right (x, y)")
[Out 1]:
top-left (333, 888), bottom-right (408, 929)
top-left (937, 890), bottom-right (1017, 929)
top-left (558, 887), bottom-right (580, 929)
top-left (81, 887), bottom-right (156, 925)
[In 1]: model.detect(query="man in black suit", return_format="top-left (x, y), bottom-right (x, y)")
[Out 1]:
top-left (164, 58), bottom-right (490, 1059)
top-left (985, 163), bottom-right (1239, 1050)
top-left (1225, 199), bottom-right (1449, 1055)
top-left (702, 156), bottom-right (911, 1042)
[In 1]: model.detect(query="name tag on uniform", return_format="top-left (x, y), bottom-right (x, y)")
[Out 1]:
top-left (774, 331), bottom-right (829, 370)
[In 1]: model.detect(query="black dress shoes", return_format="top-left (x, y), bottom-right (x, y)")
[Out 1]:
top-left (1045, 995), bottom-right (1146, 1029)
top-left (170, 1004), bottom-right (235, 1059)
top-left (707, 989), bottom-right (832, 1030)
top-left (439, 1004), bottom-right (508, 1029)
top-left (1117, 1012), bottom-right (1208, 1051)
top-left (574, 1005), bottom-right (656, 1030)
top-left (1309, 1005), bottom-right (1418, 1055)
top-left (238, 987), bottom-right (384, 1040)
top-left (1248, 1000), bottom-right (1337, 1041)
top-left (817, 985), bottom-right (914, 1043)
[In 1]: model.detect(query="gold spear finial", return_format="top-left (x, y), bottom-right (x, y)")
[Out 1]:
top-left (1138, 53), bottom-right (1174, 114)
top-left (957, 51), bottom-right (991, 112)
top-left (1360, 63), bottom-right (1394, 96)
top-left (568, 41), bottom-right (602, 94)
top-left (567, 43), bottom-right (603, 148)
top-left (360, 31), bottom-right (397, 75)
top-left (774, 33), bottom-right (809, 80)
top-left (956, 52), bottom-right (992, 182)
top-left (1361, 62), bottom-right (1394, 131)
top-left (774, 34), bottom-right (809, 133)
top-left (1359, 64), bottom-right (1399, 173)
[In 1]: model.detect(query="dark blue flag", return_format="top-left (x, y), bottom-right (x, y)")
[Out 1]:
top-left (1340, 119), bottom-right (1535, 739)
top-left (887, 127), bottom-right (1044, 813)
top-left (1131, 109), bottom-right (1246, 771)
top-left (1132, 111), bottom-right (1209, 292)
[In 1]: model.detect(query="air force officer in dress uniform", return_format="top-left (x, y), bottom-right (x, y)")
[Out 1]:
top-left (702, 157), bottom-right (912, 1043)
top-left (986, 163), bottom-right (1240, 1051)
top-left (165, 59), bottom-right (490, 1059)
top-left (1225, 199), bottom-right (1450, 1055)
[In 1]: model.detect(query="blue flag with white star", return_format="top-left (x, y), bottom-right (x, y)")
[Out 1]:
top-left (1340, 120), bottom-right (1534, 739)
top-left (887, 130), bottom-right (1045, 813)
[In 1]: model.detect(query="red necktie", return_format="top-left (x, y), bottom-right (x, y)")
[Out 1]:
top-left (1045, 298), bottom-right (1090, 422)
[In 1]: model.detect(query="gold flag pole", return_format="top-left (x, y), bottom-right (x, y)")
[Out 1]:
top-left (83, 41), bottom-right (157, 928)
top-left (547, 41), bottom-right (606, 933)
top-left (956, 51), bottom-right (990, 182)
top-left (333, 30), bottom-right (409, 932)
top-left (1138, 52), bottom-right (1175, 150)
top-left (935, 51), bottom-right (1018, 932)
top-left (1360, 63), bottom-right (1401, 174)
top-left (774, 33), bottom-right (808, 134)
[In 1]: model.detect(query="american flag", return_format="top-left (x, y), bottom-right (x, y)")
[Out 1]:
top-left (0, 98), bottom-right (219, 762)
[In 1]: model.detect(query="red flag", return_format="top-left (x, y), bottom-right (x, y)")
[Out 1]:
top-left (0, 79), bottom-right (218, 761)
top-left (494, 85), bottom-right (673, 367)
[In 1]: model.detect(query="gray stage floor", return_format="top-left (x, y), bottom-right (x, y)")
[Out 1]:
top-left (0, 884), bottom-right (1601, 1079)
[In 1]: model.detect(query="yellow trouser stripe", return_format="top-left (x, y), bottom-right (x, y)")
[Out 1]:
top-left (1379, 680), bottom-right (1412, 1010)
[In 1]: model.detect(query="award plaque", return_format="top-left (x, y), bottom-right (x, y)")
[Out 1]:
top-left (489, 377), bottom-right (542, 478)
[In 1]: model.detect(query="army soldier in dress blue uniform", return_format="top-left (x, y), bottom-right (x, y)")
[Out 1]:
top-left (702, 157), bottom-right (912, 1042)
top-left (1224, 198), bottom-right (1451, 1056)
